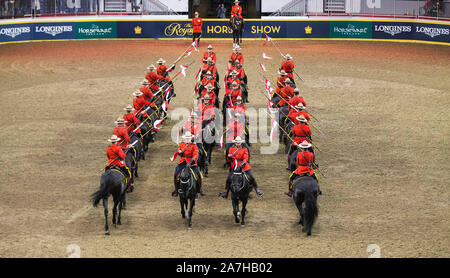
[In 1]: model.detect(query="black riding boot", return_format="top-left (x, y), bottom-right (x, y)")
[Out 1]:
top-left (252, 180), bottom-right (264, 197)
top-left (172, 177), bottom-right (179, 197)
top-left (219, 180), bottom-right (231, 199)
top-left (285, 181), bottom-right (293, 197)
top-left (197, 176), bottom-right (205, 196)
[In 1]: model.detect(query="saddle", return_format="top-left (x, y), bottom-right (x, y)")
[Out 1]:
top-left (107, 166), bottom-right (128, 184)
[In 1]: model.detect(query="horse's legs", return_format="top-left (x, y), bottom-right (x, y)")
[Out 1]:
top-left (180, 197), bottom-right (186, 219)
top-left (135, 161), bottom-right (139, 178)
top-left (118, 194), bottom-right (125, 225)
top-left (188, 198), bottom-right (195, 229)
top-left (294, 192), bottom-right (305, 228)
top-left (232, 197), bottom-right (240, 223)
top-left (241, 198), bottom-right (247, 227)
top-left (103, 198), bottom-right (109, 235)
top-left (112, 199), bottom-right (118, 227)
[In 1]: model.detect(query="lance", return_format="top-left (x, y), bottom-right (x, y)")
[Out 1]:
top-left (261, 109), bottom-right (325, 177)
top-left (259, 68), bottom-right (322, 124)
top-left (261, 105), bottom-right (321, 153)
top-left (137, 61), bottom-right (194, 115)
top-left (264, 35), bottom-right (305, 82)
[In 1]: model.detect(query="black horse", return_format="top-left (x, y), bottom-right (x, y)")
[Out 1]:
top-left (198, 120), bottom-right (216, 177)
top-left (91, 169), bottom-right (127, 235)
top-left (177, 165), bottom-right (197, 229)
top-left (292, 176), bottom-right (319, 236)
top-left (230, 16), bottom-right (244, 47)
top-left (230, 167), bottom-right (252, 227)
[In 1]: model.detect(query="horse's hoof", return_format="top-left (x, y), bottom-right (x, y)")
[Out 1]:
top-left (241, 224), bottom-right (245, 228)
top-left (105, 231), bottom-right (110, 235)
top-left (188, 226), bottom-right (192, 230)
top-left (307, 232), bottom-right (311, 236)
top-left (118, 221), bottom-right (122, 225)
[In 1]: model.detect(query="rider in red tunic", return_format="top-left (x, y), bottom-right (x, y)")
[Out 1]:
top-left (172, 132), bottom-right (204, 197)
top-left (280, 54), bottom-right (295, 81)
top-left (202, 45), bottom-right (217, 65)
top-left (123, 105), bottom-right (141, 134)
top-left (113, 118), bottom-right (130, 151)
top-left (285, 140), bottom-right (319, 197)
top-left (105, 134), bottom-right (133, 190)
top-left (231, 0), bottom-right (243, 19)
top-left (145, 64), bottom-right (169, 92)
top-left (219, 136), bottom-right (263, 199)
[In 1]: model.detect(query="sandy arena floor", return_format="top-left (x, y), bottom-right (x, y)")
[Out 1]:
top-left (0, 39), bottom-right (449, 257)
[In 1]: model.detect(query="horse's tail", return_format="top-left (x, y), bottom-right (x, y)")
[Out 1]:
top-left (91, 171), bottom-right (113, 207)
top-left (304, 190), bottom-right (319, 235)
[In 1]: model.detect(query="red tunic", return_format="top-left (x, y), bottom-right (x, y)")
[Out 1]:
top-left (106, 143), bottom-right (127, 168)
top-left (124, 112), bottom-right (141, 133)
top-left (113, 126), bottom-right (130, 149)
top-left (200, 91), bottom-right (217, 107)
top-left (295, 150), bottom-right (314, 175)
top-left (197, 102), bottom-right (216, 121)
top-left (192, 18), bottom-right (203, 33)
top-left (231, 5), bottom-right (243, 19)
top-left (226, 121), bottom-right (245, 143)
top-left (280, 60), bottom-right (295, 80)
top-left (177, 143), bottom-right (198, 165)
top-left (133, 96), bottom-right (152, 111)
top-left (228, 146), bottom-right (251, 171)
top-left (231, 103), bottom-right (246, 115)
top-left (278, 86), bottom-right (295, 106)
top-left (229, 53), bottom-right (244, 65)
top-left (291, 124), bottom-right (311, 144)
top-left (288, 96), bottom-right (306, 108)
top-left (202, 52), bottom-right (217, 64)
top-left (202, 64), bottom-right (217, 77)
top-left (145, 71), bottom-right (168, 91)
top-left (139, 86), bottom-right (153, 100)
top-left (157, 64), bottom-right (173, 77)
top-left (288, 110), bottom-right (310, 125)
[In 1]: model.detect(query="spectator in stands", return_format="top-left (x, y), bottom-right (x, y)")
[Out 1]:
top-left (193, 0), bottom-right (200, 17)
top-left (216, 3), bottom-right (226, 18)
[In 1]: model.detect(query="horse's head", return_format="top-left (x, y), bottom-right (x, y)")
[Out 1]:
top-left (230, 168), bottom-right (245, 193)
top-left (179, 166), bottom-right (194, 195)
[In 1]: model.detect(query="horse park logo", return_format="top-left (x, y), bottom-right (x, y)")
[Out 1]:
top-left (35, 25), bottom-right (73, 36)
top-left (78, 24), bottom-right (113, 36)
top-left (334, 24), bottom-right (368, 36)
top-left (134, 26), bottom-right (142, 35)
top-left (0, 26), bottom-right (30, 38)
top-left (374, 25), bottom-right (411, 36)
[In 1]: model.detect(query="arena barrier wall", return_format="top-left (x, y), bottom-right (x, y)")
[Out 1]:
top-left (0, 19), bottom-right (449, 45)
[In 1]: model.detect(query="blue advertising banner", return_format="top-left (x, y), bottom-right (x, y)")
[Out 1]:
top-left (413, 22), bottom-right (450, 43)
top-left (116, 20), bottom-right (330, 39)
top-left (372, 21), bottom-right (415, 40)
top-left (0, 19), bottom-right (449, 45)
top-left (32, 22), bottom-right (75, 40)
top-left (0, 23), bottom-right (32, 43)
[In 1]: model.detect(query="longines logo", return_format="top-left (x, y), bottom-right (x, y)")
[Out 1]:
top-left (374, 25), bottom-right (411, 36)
top-left (164, 23), bottom-right (192, 37)
top-left (0, 26), bottom-right (30, 38)
top-left (416, 26), bottom-right (449, 38)
top-left (35, 25), bottom-right (73, 36)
